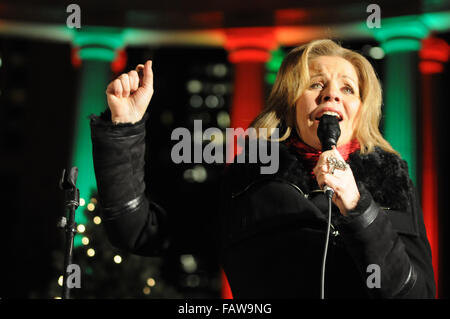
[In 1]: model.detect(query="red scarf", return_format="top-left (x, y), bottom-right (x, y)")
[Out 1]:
top-left (286, 135), bottom-right (360, 175)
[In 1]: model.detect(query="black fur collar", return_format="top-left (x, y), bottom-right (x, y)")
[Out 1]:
top-left (226, 141), bottom-right (414, 211)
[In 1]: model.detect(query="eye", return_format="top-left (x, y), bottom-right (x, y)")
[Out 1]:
top-left (310, 82), bottom-right (323, 89)
top-left (342, 86), bottom-right (354, 94)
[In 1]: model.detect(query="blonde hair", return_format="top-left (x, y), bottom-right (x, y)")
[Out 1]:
top-left (251, 39), bottom-right (397, 155)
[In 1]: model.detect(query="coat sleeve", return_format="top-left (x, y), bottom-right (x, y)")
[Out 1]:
top-left (334, 183), bottom-right (436, 298)
top-left (90, 111), bottom-right (170, 256)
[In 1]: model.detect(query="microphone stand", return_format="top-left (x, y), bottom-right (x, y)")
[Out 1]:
top-left (58, 167), bottom-right (80, 299)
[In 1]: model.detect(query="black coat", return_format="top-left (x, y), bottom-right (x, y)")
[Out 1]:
top-left (90, 113), bottom-right (435, 299)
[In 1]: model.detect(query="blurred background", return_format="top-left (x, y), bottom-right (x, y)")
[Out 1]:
top-left (0, 0), bottom-right (449, 299)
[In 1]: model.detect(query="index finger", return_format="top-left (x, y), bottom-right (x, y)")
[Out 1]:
top-left (135, 64), bottom-right (144, 83)
top-left (316, 149), bottom-right (334, 167)
top-left (331, 146), bottom-right (345, 162)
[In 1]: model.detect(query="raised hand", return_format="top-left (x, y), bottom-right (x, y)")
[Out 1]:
top-left (105, 60), bottom-right (153, 124)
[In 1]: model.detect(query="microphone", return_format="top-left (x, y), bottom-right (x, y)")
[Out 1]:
top-left (317, 114), bottom-right (341, 199)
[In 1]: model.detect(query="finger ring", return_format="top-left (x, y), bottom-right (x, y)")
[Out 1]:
top-left (327, 156), bottom-right (348, 174)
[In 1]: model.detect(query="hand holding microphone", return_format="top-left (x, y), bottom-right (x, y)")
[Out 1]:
top-left (317, 114), bottom-right (340, 199)
top-left (313, 115), bottom-right (360, 216)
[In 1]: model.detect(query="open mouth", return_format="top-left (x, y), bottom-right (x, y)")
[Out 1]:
top-left (315, 111), bottom-right (343, 122)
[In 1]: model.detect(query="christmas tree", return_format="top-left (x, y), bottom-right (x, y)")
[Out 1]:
top-left (48, 195), bottom-right (221, 299)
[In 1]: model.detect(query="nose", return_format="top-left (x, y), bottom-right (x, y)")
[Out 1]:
top-left (323, 95), bottom-right (340, 103)
top-left (320, 84), bottom-right (341, 104)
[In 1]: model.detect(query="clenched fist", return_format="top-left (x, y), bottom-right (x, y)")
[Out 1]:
top-left (106, 60), bottom-right (153, 124)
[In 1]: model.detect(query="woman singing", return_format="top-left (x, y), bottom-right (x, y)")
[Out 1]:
top-left (90, 39), bottom-right (435, 298)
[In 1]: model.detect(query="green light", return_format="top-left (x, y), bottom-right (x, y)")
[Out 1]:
top-left (72, 27), bottom-right (124, 51)
top-left (71, 60), bottom-right (111, 234)
top-left (122, 28), bottom-right (160, 45)
top-left (72, 26), bottom-right (125, 62)
top-left (383, 53), bottom-right (417, 183)
top-left (74, 234), bottom-right (83, 247)
top-left (85, 267), bottom-right (93, 275)
top-left (265, 48), bottom-right (285, 85)
top-left (372, 16), bottom-right (429, 55)
top-left (70, 28), bottom-right (126, 242)
top-left (381, 38), bottom-right (422, 54)
top-left (372, 15), bottom-right (429, 41)
top-left (265, 73), bottom-right (277, 85)
top-left (370, 15), bottom-right (433, 184)
top-left (79, 47), bottom-right (116, 61)
top-left (421, 11), bottom-right (450, 31)
top-left (266, 48), bottom-right (284, 73)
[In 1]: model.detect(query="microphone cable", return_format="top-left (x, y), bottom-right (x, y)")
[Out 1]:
top-left (317, 114), bottom-right (341, 299)
top-left (320, 187), bottom-right (334, 299)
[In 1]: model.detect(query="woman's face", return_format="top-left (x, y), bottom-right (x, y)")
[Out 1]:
top-left (295, 55), bottom-right (361, 150)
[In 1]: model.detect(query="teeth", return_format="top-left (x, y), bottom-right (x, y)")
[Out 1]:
top-left (323, 111), bottom-right (341, 119)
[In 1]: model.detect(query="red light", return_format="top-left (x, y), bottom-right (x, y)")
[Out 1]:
top-left (419, 37), bottom-right (449, 75)
top-left (221, 270), bottom-right (233, 299)
top-left (222, 28), bottom-right (277, 297)
top-left (421, 73), bottom-right (439, 297)
top-left (71, 47), bottom-right (82, 68)
top-left (111, 49), bottom-right (127, 74)
top-left (420, 61), bottom-right (443, 74)
top-left (228, 49), bottom-right (271, 63)
top-left (275, 9), bottom-right (308, 25)
top-left (225, 27), bottom-right (277, 56)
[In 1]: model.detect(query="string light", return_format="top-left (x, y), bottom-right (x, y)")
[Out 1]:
top-left (212, 63), bottom-right (228, 77)
top-left (210, 132), bottom-right (224, 145)
top-left (146, 278), bottom-right (156, 287)
top-left (77, 224), bottom-right (86, 233)
top-left (192, 166), bottom-right (207, 183)
top-left (58, 275), bottom-right (63, 287)
top-left (205, 95), bottom-right (219, 108)
top-left (189, 95), bottom-right (203, 108)
top-left (183, 166), bottom-right (207, 183)
top-left (212, 83), bottom-right (227, 95)
top-left (186, 80), bottom-right (202, 93)
top-left (93, 216), bottom-right (102, 225)
top-left (217, 111), bottom-right (230, 128)
top-left (81, 236), bottom-right (89, 245)
top-left (142, 287), bottom-right (151, 295)
top-left (87, 248), bottom-right (95, 257)
top-left (79, 198), bottom-right (85, 206)
top-left (113, 255), bottom-right (122, 264)
top-left (87, 203), bottom-right (95, 211)
top-left (90, 197), bottom-right (97, 205)
top-left (180, 254), bottom-right (197, 273)
top-left (369, 46), bottom-right (385, 59)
